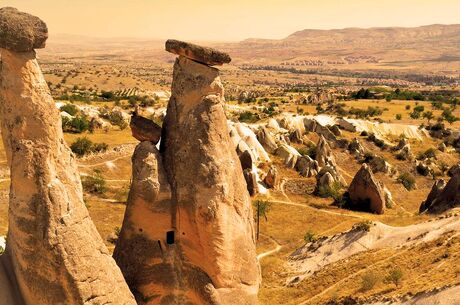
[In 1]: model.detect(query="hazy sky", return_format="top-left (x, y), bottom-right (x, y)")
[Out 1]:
top-left (2, 0), bottom-right (460, 41)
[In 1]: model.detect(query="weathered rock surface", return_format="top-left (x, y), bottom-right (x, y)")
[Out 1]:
top-left (348, 164), bottom-right (386, 214)
top-left (244, 169), bottom-right (259, 196)
top-left (276, 144), bottom-right (301, 168)
top-left (130, 113), bottom-right (162, 143)
top-left (316, 135), bottom-right (336, 168)
top-left (116, 53), bottom-right (260, 304)
top-left (165, 39), bottom-right (231, 66)
top-left (316, 164), bottom-right (346, 192)
top-left (0, 48), bottom-right (135, 304)
top-left (0, 7), bottom-right (48, 52)
top-left (113, 141), bottom-right (176, 303)
top-left (295, 156), bottom-right (319, 177)
top-left (264, 165), bottom-right (279, 189)
top-left (420, 171), bottom-right (460, 213)
top-left (257, 126), bottom-right (278, 153)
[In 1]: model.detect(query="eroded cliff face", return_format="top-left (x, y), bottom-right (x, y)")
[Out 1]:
top-left (115, 53), bottom-right (260, 305)
top-left (0, 48), bottom-right (136, 305)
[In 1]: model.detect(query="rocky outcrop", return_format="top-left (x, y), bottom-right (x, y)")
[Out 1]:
top-left (264, 165), bottom-right (279, 189)
top-left (116, 43), bottom-right (260, 304)
top-left (165, 39), bottom-right (231, 66)
top-left (130, 112), bottom-right (162, 143)
top-left (316, 164), bottom-right (346, 192)
top-left (295, 156), bottom-right (319, 177)
top-left (276, 144), bottom-right (301, 168)
top-left (348, 138), bottom-right (364, 157)
top-left (348, 164), bottom-right (386, 214)
top-left (257, 126), bottom-right (278, 153)
top-left (419, 172), bottom-right (460, 213)
top-left (315, 135), bottom-right (336, 168)
top-left (0, 9), bottom-right (135, 305)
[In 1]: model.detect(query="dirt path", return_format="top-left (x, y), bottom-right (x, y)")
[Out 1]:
top-left (257, 235), bottom-right (283, 261)
top-left (78, 154), bottom-right (131, 168)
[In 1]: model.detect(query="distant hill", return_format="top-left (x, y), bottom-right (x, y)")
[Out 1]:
top-left (220, 24), bottom-right (460, 71)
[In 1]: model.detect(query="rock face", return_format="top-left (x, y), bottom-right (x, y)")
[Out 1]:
top-left (316, 135), bottom-right (335, 168)
top-left (419, 172), bottom-right (460, 213)
top-left (113, 142), bottom-right (175, 302)
top-left (295, 156), bottom-right (319, 177)
top-left (348, 164), bottom-right (386, 214)
top-left (115, 50), bottom-right (260, 304)
top-left (0, 7), bottom-right (48, 52)
top-left (316, 164), bottom-right (346, 192)
top-left (130, 113), bottom-right (162, 143)
top-left (276, 144), bottom-right (301, 168)
top-left (0, 47), bottom-right (135, 305)
top-left (264, 165), bottom-right (279, 189)
top-left (257, 127), bottom-right (278, 153)
top-left (165, 39), bottom-right (231, 66)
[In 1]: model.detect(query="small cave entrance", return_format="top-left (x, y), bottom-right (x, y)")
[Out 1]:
top-left (166, 230), bottom-right (175, 245)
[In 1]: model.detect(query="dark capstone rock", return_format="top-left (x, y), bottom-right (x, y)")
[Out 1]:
top-left (0, 7), bottom-right (48, 52)
top-left (165, 39), bottom-right (231, 66)
top-left (130, 114), bottom-right (162, 144)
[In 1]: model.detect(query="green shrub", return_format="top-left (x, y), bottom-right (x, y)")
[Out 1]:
top-left (238, 111), bottom-right (259, 123)
top-left (304, 231), bottom-right (317, 243)
top-left (60, 104), bottom-right (78, 116)
top-left (298, 143), bottom-right (316, 159)
top-left (62, 116), bottom-right (90, 133)
top-left (398, 172), bottom-right (416, 190)
top-left (385, 267), bottom-right (403, 287)
top-left (353, 220), bottom-right (373, 232)
top-left (70, 137), bottom-right (108, 157)
top-left (361, 271), bottom-right (380, 291)
top-left (82, 170), bottom-right (107, 194)
top-left (395, 114), bottom-right (402, 120)
top-left (317, 182), bottom-right (344, 206)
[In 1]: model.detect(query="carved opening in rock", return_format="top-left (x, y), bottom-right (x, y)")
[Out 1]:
top-left (166, 230), bottom-right (175, 244)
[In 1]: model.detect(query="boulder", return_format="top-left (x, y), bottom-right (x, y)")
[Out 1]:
top-left (130, 113), bottom-right (162, 143)
top-left (438, 142), bottom-right (447, 152)
top-left (0, 7), bottom-right (48, 52)
top-left (348, 164), bottom-right (386, 214)
top-left (122, 53), bottom-right (260, 304)
top-left (316, 164), bottom-right (346, 192)
top-left (276, 144), bottom-right (301, 168)
top-left (348, 138), bottom-right (364, 157)
top-left (295, 155), bottom-right (319, 177)
top-left (0, 47), bottom-right (135, 304)
top-left (289, 129), bottom-right (303, 143)
top-left (369, 156), bottom-right (392, 174)
top-left (165, 39), bottom-right (231, 66)
top-left (264, 165), bottom-right (279, 189)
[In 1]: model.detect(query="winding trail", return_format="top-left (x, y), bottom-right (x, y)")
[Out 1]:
top-left (78, 154), bottom-right (131, 168)
top-left (257, 235), bottom-right (283, 261)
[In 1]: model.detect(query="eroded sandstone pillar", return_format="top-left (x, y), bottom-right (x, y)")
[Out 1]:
top-left (0, 7), bottom-right (136, 305)
top-left (115, 41), bottom-right (261, 305)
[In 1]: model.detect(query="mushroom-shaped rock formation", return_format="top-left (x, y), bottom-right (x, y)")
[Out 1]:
top-left (165, 39), bottom-right (231, 66)
top-left (130, 112), bottom-right (162, 143)
top-left (0, 7), bottom-right (48, 52)
top-left (419, 171), bottom-right (460, 213)
top-left (0, 8), bottom-right (136, 305)
top-left (115, 41), bottom-right (260, 305)
top-left (348, 164), bottom-right (386, 214)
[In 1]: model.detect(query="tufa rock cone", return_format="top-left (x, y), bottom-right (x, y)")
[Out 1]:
top-left (0, 8), bottom-right (136, 305)
top-left (115, 44), bottom-right (260, 304)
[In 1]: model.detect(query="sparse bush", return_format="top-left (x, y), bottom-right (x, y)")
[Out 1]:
top-left (82, 169), bottom-right (107, 194)
top-left (238, 111), bottom-right (259, 123)
top-left (353, 220), bottom-right (373, 232)
top-left (60, 104), bottom-right (78, 116)
top-left (317, 182), bottom-right (344, 206)
top-left (405, 105), bottom-right (411, 110)
top-left (398, 172), bottom-right (416, 190)
top-left (70, 137), bottom-right (108, 157)
top-left (385, 267), bottom-right (403, 287)
top-left (100, 109), bottom-right (128, 130)
top-left (304, 231), bottom-right (317, 243)
top-left (62, 116), bottom-right (90, 133)
top-left (395, 114), bottom-right (402, 120)
top-left (417, 148), bottom-right (436, 160)
top-left (361, 271), bottom-right (380, 291)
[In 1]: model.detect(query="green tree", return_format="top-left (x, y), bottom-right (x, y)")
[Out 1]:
top-left (254, 200), bottom-right (273, 240)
